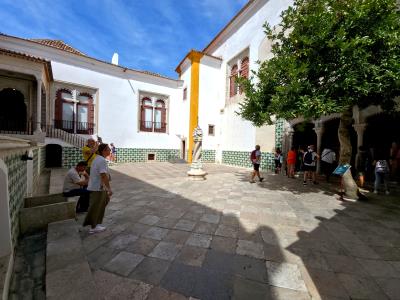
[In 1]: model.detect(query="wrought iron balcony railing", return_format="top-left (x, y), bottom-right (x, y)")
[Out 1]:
top-left (53, 119), bottom-right (95, 135)
top-left (140, 121), bottom-right (166, 133)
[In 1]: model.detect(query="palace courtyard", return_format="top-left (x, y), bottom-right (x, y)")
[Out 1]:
top-left (62, 162), bottom-right (400, 300)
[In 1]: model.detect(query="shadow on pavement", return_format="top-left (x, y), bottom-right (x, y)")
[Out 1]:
top-left (78, 163), bottom-right (400, 299)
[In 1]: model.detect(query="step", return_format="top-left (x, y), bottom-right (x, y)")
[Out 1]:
top-left (46, 219), bottom-right (98, 300)
top-left (20, 194), bottom-right (78, 235)
top-left (0, 254), bottom-right (12, 300)
top-left (49, 169), bottom-right (68, 194)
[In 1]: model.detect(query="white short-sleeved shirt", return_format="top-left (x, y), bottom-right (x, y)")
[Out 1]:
top-left (88, 156), bottom-right (109, 191)
top-left (63, 168), bottom-right (82, 192)
top-left (254, 150), bottom-right (261, 164)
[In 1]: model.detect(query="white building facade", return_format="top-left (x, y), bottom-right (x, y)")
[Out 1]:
top-left (0, 0), bottom-right (398, 260)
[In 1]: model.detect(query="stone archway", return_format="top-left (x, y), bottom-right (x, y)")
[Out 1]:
top-left (0, 88), bottom-right (27, 133)
top-left (292, 122), bottom-right (316, 150)
top-left (0, 159), bottom-right (12, 257)
top-left (321, 118), bottom-right (340, 150)
top-left (364, 112), bottom-right (400, 154)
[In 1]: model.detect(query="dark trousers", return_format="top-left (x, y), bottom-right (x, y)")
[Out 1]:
top-left (321, 161), bottom-right (335, 182)
top-left (63, 189), bottom-right (90, 212)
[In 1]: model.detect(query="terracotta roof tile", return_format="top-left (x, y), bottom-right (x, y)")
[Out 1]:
top-left (29, 38), bottom-right (174, 80)
top-left (31, 39), bottom-right (86, 56)
top-left (1, 33), bottom-right (179, 82)
top-left (0, 48), bottom-right (53, 80)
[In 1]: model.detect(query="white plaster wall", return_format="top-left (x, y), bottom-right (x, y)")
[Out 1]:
top-left (203, 0), bottom-right (293, 152)
top-left (220, 103), bottom-right (256, 151)
top-left (178, 62), bottom-right (191, 142)
top-left (198, 56), bottom-right (223, 150)
top-left (51, 62), bottom-right (184, 149)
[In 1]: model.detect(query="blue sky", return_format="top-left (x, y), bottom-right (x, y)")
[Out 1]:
top-left (0, 0), bottom-right (248, 78)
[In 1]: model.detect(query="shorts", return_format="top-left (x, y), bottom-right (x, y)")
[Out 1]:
top-left (303, 165), bottom-right (316, 172)
top-left (253, 163), bottom-right (260, 171)
top-left (275, 160), bottom-right (282, 168)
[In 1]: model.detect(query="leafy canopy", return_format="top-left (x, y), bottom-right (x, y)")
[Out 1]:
top-left (238, 0), bottom-right (400, 126)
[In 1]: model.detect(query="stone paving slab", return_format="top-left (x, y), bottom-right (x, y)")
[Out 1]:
top-left (76, 162), bottom-right (400, 300)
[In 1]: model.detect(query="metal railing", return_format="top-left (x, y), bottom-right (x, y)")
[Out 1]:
top-left (54, 119), bottom-right (95, 135)
top-left (0, 119), bottom-right (33, 135)
top-left (140, 121), bottom-right (167, 133)
top-left (0, 118), bottom-right (91, 148)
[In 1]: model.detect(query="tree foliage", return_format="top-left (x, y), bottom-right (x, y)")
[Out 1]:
top-left (238, 0), bottom-right (400, 126)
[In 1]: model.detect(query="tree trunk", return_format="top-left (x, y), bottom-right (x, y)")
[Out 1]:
top-left (338, 107), bottom-right (360, 199)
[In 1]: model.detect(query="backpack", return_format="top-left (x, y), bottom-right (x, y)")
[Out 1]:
top-left (250, 150), bottom-right (257, 162)
top-left (376, 160), bottom-right (389, 173)
top-left (304, 151), bottom-right (314, 165)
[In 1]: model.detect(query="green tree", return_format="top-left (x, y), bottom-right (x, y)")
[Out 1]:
top-left (239, 0), bottom-right (400, 198)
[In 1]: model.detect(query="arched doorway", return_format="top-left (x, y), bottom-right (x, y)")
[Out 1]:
top-left (0, 88), bottom-right (27, 132)
top-left (45, 144), bottom-right (63, 168)
top-left (321, 119), bottom-right (340, 150)
top-left (364, 112), bottom-right (400, 156)
top-left (292, 122), bottom-right (316, 150)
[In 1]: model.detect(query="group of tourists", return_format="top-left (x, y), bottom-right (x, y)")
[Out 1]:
top-left (63, 138), bottom-right (115, 234)
top-left (249, 141), bottom-right (399, 195)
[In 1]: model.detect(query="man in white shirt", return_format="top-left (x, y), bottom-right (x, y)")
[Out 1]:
top-left (321, 147), bottom-right (337, 182)
top-left (250, 145), bottom-right (264, 183)
top-left (84, 143), bottom-right (112, 234)
top-left (63, 161), bottom-right (90, 212)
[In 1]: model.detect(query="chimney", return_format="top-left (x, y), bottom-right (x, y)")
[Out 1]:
top-left (112, 53), bottom-right (119, 65)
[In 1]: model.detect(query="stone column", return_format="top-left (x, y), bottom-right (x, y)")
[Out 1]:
top-left (35, 78), bottom-right (42, 132)
top-left (353, 123), bottom-right (367, 150)
top-left (287, 128), bottom-right (294, 150)
top-left (313, 124), bottom-right (324, 173)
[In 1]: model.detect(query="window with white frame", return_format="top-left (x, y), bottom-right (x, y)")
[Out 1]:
top-left (228, 50), bottom-right (250, 98)
top-left (208, 124), bottom-right (215, 136)
top-left (55, 89), bottom-right (95, 134)
top-left (139, 95), bottom-right (167, 133)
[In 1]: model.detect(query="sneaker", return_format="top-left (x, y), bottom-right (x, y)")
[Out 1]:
top-left (373, 190), bottom-right (378, 194)
top-left (385, 191), bottom-right (390, 195)
top-left (303, 181), bottom-right (307, 186)
top-left (89, 225), bottom-right (106, 234)
top-left (259, 177), bottom-right (264, 182)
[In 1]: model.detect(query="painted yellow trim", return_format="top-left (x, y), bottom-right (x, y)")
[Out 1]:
top-left (187, 51), bottom-right (203, 163)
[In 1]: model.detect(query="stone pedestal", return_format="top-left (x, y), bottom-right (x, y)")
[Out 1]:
top-left (188, 126), bottom-right (207, 180)
top-left (187, 168), bottom-right (207, 181)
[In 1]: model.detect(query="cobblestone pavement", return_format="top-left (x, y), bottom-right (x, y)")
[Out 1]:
top-left (80, 162), bottom-right (400, 300)
top-left (9, 231), bottom-right (46, 300)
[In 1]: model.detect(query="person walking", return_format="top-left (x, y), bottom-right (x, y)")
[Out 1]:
top-left (84, 143), bottom-right (113, 234)
top-left (274, 148), bottom-right (283, 174)
top-left (320, 147), bottom-right (336, 182)
top-left (303, 145), bottom-right (319, 185)
top-left (110, 143), bottom-right (117, 162)
top-left (63, 161), bottom-right (90, 213)
top-left (373, 152), bottom-right (390, 195)
top-left (287, 146), bottom-right (297, 178)
top-left (356, 146), bottom-right (368, 187)
top-left (250, 145), bottom-right (264, 183)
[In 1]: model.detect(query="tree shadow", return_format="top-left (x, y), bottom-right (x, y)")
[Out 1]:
top-left (78, 163), bottom-right (400, 299)
top-left (234, 169), bottom-right (340, 197)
